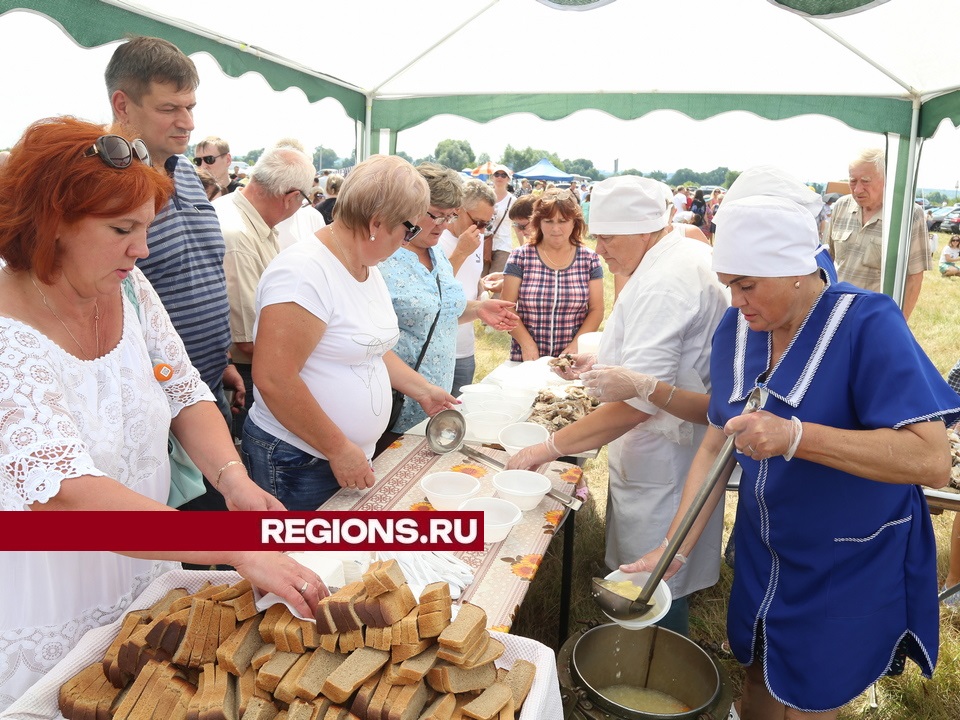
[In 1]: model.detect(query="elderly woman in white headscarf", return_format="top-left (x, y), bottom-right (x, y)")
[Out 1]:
top-left (508, 176), bottom-right (730, 635)
top-left (627, 194), bottom-right (959, 718)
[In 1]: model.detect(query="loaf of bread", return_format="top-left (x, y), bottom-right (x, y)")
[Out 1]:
top-left (62, 569), bottom-right (538, 720)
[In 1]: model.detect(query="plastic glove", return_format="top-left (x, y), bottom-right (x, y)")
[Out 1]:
top-left (551, 353), bottom-right (597, 381)
top-left (580, 365), bottom-right (657, 403)
top-left (506, 435), bottom-right (562, 470)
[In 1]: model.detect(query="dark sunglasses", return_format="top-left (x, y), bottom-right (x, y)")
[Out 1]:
top-left (493, 171), bottom-right (509, 178)
top-left (511, 221), bottom-right (530, 231)
top-left (402, 221), bottom-right (422, 243)
top-left (83, 135), bottom-right (150, 169)
top-left (193, 152), bottom-right (228, 166)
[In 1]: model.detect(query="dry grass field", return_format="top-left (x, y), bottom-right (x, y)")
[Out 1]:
top-left (474, 232), bottom-right (960, 719)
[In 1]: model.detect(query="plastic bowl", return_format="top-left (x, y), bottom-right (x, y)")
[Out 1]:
top-left (493, 469), bottom-right (552, 511)
top-left (474, 399), bottom-right (527, 421)
top-left (465, 411), bottom-right (514, 442)
top-left (458, 384), bottom-right (500, 413)
top-left (420, 472), bottom-right (480, 511)
top-left (600, 569), bottom-right (673, 630)
top-left (497, 422), bottom-right (550, 457)
top-left (459, 496), bottom-right (522, 543)
top-left (499, 385), bottom-right (538, 408)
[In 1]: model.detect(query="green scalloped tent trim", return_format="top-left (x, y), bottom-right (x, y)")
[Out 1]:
top-left (768, 0), bottom-right (891, 17)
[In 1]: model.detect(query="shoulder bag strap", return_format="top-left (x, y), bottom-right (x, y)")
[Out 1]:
top-left (411, 275), bottom-right (443, 372)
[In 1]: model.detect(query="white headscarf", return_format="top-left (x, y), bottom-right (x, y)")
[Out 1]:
top-left (588, 175), bottom-right (672, 234)
top-left (712, 195), bottom-right (819, 277)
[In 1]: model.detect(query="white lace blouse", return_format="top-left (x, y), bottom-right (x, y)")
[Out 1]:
top-left (0, 267), bottom-right (212, 710)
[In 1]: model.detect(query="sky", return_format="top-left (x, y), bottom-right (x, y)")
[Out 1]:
top-left (4, 10), bottom-right (960, 193)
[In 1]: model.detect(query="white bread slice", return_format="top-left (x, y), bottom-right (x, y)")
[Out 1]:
top-left (461, 683), bottom-right (512, 720)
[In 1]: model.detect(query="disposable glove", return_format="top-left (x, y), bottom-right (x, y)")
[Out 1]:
top-left (581, 365), bottom-right (657, 403)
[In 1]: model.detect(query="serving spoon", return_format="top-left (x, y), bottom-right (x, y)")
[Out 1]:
top-left (592, 387), bottom-right (767, 621)
top-left (425, 409), bottom-right (582, 511)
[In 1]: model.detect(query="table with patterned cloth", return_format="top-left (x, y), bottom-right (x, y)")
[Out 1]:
top-left (319, 432), bottom-right (584, 632)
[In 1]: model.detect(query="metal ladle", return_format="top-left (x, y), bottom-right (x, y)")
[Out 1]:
top-left (592, 387), bottom-right (767, 621)
top-left (425, 409), bottom-right (582, 511)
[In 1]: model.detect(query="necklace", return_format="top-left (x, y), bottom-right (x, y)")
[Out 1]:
top-left (31, 277), bottom-right (100, 360)
top-left (539, 243), bottom-right (575, 270)
top-left (329, 229), bottom-right (369, 281)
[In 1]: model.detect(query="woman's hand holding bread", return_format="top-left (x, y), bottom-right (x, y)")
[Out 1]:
top-left (231, 552), bottom-right (329, 618)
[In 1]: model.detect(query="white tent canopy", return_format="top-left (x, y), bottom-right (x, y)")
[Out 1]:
top-left (2, 0), bottom-right (960, 303)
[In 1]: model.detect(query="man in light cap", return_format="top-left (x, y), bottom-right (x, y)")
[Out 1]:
top-left (508, 175), bottom-right (730, 635)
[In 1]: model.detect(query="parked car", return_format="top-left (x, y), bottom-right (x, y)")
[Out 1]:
top-left (939, 209), bottom-right (960, 234)
top-left (929, 205), bottom-right (958, 231)
top-left (916, 197), bottom-right (931, 209)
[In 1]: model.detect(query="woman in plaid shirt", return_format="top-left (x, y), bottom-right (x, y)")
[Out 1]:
top-left (501, 191), bottom-right (604, 361)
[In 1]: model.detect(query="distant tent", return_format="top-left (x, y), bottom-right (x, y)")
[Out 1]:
top-left (513, 159), bottom-right (574, 183)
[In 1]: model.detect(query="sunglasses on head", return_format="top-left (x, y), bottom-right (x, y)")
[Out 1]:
top-left (193, 152), bottom-right (228, 166)
top-left (402, 221), bottom-right (422, 243)
top-left (83, 135), bottom-right (150, 169)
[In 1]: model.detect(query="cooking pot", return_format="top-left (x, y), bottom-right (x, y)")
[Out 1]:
top-left (562, 623), bottom-right (728, 720)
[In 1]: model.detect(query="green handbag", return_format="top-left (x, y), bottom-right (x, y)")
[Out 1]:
top-left (122, 277), bottom-right (206, 507)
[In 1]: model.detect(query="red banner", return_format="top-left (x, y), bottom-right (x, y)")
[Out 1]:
top-left (0, 511), bottom-right (485, 551)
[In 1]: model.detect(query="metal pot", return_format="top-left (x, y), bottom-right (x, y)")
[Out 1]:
top-left (568, 624), bottom-right (721, 720)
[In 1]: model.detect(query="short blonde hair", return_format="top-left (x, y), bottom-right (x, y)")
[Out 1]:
top-left (417, 162), bottom-right (463, 210)
top-left (335, 155), bottom-right (429, 231)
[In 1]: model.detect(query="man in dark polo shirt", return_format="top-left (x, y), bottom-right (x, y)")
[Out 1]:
top-left (106, 36), bottom-right (241, 510)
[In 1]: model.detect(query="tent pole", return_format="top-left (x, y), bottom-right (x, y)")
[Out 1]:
top-left (882, 96), bottom-right (922, 307)
top-left (363, 93), bottom-right (373, 161)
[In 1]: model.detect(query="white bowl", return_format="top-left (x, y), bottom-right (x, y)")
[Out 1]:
top-left (420, 472), bottom-right (480, 511)
top-left (600, 569), bottom-right (673, 630)
top-left (465, 411), bottom-right (514, 442)
top-left (458, 496), bottom-right (522, 543)
top-left (499, 385), bottom-right (538, 407)
top-left (473, 399), bottom-right (527, 421)
top-left (458, 384), bottom-right (500, 413)
top-left (493, 469), bottom-right (552, 511)
top-left (497, 423), bottom-right (550, 457)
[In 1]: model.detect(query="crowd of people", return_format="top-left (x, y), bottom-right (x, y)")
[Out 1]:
top-left (1, 32), bottom-right (959, 720)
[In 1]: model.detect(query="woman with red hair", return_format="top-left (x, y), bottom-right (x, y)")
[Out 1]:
top-left (0, 118), bottom-right (325, 709)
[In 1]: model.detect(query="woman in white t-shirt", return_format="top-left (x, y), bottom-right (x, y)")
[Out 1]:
top-left (940, 235), bottom-right (960, 276)
top-left (243, 156), bottom-right (458, 510)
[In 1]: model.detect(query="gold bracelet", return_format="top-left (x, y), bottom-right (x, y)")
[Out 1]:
top-left (660, 384), bottom-right (677, 409)
top-left (215, 460), bottom-right (244, 489)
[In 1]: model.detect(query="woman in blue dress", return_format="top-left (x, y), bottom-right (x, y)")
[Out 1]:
top-left (628, 194), bottom-right (960, 718)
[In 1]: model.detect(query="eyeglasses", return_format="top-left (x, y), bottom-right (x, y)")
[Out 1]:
top-left (193, 153), bottom-right (228, 167)
top-left (493, 171), bottom-right (509, 179)
top-left (511, 221), bottom-right (530, 231)
top-left (83, 135), bottom-right (150, 169)
top-left (287, 189), bottom-right (311, 207)
top-left (425, 209), bottom-right (459, 225)
top-left (465, 210), bottom-right (493, 231)
top-left (402, 221), bottom-right (422, 244)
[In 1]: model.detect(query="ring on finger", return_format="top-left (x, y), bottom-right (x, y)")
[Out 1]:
top-left (299, 581), bottom-right (309, 594)
top-left (746, 444), bottom-right (754, 454)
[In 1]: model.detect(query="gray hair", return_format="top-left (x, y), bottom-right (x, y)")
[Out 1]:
top-left (273, 137), bottom-right (306, 153)
top-left (250, 147), bottom-right (315, 197)
top-left (850, 148), bottom-right (885, 176)
top-left (417, 162), bottom-right (463, 210)
top-left (461, 179), bottom-right (495, 209)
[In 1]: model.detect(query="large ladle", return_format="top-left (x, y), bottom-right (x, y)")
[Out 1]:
top-left (592, 387), bottom-right (767, 622)
top-left (425, 409), bottom-right (582, 511)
